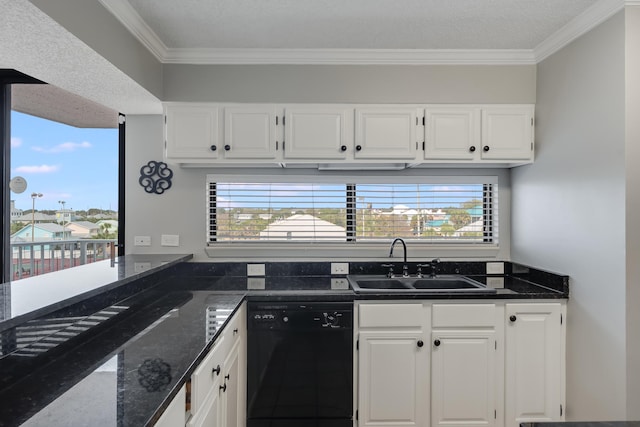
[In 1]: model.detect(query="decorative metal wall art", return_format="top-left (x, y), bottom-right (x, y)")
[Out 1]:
top-left (139, 161), bottom-right (173, 194)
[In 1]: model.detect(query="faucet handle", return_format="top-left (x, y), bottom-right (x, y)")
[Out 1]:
top-left (381, 263), bottom-right (395, 278)
top-left (429, 259), bottom-right (441, 277)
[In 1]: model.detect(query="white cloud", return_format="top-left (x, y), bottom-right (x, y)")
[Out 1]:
top-left (11, 137), bottom-right (22, 148)
top-left (216, 196), bottom-right (237, 209)
top-left (32, 141), bottom-right (92, 153)
top-left (14, 164), bottom-right (60, 174)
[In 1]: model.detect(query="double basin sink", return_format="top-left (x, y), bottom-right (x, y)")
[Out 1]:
top-left (347, 274), bottom-right (497, 294)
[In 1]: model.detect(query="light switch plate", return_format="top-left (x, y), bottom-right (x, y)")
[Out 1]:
top-left (247, 264), bottom-right (265, 276)
top-left (134, 236), bottom-right (151, 246)
top-left (486, 262), bottom-right (504, 275)
top-left (331, 262), bottom-right (349, 275)
top-left (161, 234), bottom-right (180, 247)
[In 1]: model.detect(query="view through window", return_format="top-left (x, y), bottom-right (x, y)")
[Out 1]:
top-left (208, 179), bottom-right (496, 244)
top-left (9, 111), bottom-right (119, 279)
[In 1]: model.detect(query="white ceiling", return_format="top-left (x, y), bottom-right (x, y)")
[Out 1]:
top-left (99, 0), bottom-right (632, 64)
top-left (12, 84), bottom-right (119, 129)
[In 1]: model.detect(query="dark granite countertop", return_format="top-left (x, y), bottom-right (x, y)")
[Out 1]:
top-left (0, 259), bottom-right (568, 427)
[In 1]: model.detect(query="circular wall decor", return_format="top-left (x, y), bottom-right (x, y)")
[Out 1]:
top-left (9, 176), bottom-right (28, 194)
top-left (139, 161), bottom-right (173, 194)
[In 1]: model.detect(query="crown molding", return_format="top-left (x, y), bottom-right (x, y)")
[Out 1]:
top-left (98, 0), bottom-right (168, 61)
top-left (100, 0), bottom-right (635, 65)
top-left (534, 0), bottom-right (625, 62)
top-left (162, 48), bottom-right (536, 65)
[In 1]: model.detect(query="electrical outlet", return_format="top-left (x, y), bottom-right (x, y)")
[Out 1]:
top-left (331, 262), bottom-right (349, 275)
top-left (486, 262), bottom-right (504, 275)
top-left (134, 262), bottom-right (151, 273)
top-left (247, 278), bottom-right (266, 290)
top-left (134, 236), bottom-right (151, 246)
top-left (331, 278), bottom-right (349, 290)
top-left (487, 277), bottom-right (505, 288)
top-left (161, 234), bottom-right (180, 247)
top-left (247, 264), bottom-right (265, 276)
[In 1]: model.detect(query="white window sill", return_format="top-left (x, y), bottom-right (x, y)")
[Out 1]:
top-left (204, 242), bottom-right (500, 262)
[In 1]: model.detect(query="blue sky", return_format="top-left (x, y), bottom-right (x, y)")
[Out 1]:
top-left (10, 111), bottom-right (119, 212)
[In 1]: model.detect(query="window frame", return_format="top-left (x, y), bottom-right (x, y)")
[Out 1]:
top-left (204, 171), bottom-right (504, 261)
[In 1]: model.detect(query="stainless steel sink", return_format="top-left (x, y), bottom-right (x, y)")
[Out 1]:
top-left (347, 275), bottom-right (496, 294)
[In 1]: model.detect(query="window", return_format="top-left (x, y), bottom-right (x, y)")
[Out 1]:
top-left (207, 175), bottom-right (497, 245)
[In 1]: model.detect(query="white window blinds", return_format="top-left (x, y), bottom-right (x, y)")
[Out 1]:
top-left (207, 177), bottom-right (497, 244)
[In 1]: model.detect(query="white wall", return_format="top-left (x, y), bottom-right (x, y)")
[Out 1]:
top-left (125, 115), bottom-right (511, 262)
top-left (125, 115), bottom-right (210, 259)
top-left (625, 6), bottom-right (640, 420)
top-left (27, 0), bottom-right (163, 99)
top-left (163, 64), bottom-right (536, 103)
top-left (512, 12), bottom-right (627, 420)
top-left (127, 63), bottom-right (534, 261)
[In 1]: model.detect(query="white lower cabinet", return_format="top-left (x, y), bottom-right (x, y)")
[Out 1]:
top-left (505, 303), bottom-right (565, 427)
top-left (185, 302), bottom-right (246, 427)
top-left (431, 330), bottom-right (497, 427)
top-left (220, 338), bottom-right (244, 427)
top-left (187, 383), bottom-right (223, 427)
top-left (357, 303), bottom-right (429, 427)
top-left (358, 331), bottom-right (428, 427)
top-left (356, 300), bottom-right (565, 427)
top-left (155, 385), bottom-right (187, 427)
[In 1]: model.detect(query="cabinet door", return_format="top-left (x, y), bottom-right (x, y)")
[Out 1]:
top-left (186, 386), bottom-right (222, 427)
top-left (425, 107), bottom-right (480, 160)
top-left (221, 339), bottom-right (242, 427)
top-left (481, 106), bottom-right (534, 160)
top-left (283, 106), bottom-right (352, 160)
top-left (165, 105), bottom-right (220, 159)
top-left (355, 107), bottom-right (420, 160)
top-left (223, 106), bottom-right (278, 159)
top-left (505, 303), bottom-right (565, 427)
top-left (191, 335), bottom-right (226, 414)
top-left (431, 330), bottom-right (497, 427)
top-left (155, 385), bottom-right (186, 427)
top-left (358, 331), bottom-right (428, 427)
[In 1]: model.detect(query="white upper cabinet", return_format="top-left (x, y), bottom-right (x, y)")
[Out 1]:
top-left (354, 107), bottom-right (421, 160)
top-left (283, 106), bottom-right (352, 160)
top-left (223, 106), bottom-right (279, 159)
top-left (425, 107), bottom-right (481, 160)
top-left (165, 104), bottom-right (221, 160)
top-left (481, 106), bottom-right (534, 160)
top-left (164, 103), bottom-right (535, 167)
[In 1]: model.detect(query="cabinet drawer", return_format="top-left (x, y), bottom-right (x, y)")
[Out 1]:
top-left (191, 335), bottom-right (226, 414)
top-left (359, 303), bottom-right (425, 328)
top-left (432, 303), bottom-right (496, 328)
top-left (225, 303), bottom-right (245, 345)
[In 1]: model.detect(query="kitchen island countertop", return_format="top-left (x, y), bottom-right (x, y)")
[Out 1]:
top-left (0, 258), bottom-right (568, 426)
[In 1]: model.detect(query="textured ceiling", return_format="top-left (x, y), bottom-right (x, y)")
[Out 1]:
top-left (126, 0), bottom-right (598, 50)
top-left (0, 0), bottom-right (162, 116)
top-left (12, 84), bottom-right (119, 129)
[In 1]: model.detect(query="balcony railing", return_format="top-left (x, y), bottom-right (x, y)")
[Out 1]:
top-left (10, 239), bottom-right (117, 280)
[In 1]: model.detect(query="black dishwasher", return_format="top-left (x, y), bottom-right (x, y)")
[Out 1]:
top-left (247, 301), bottom-right (353, 427)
